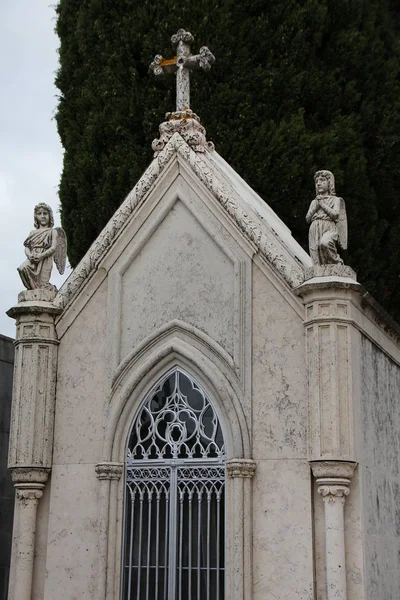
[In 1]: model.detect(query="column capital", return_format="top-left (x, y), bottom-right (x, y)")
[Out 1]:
top-left (310, 460), bottom-right (357, 481)
top-left (226, 458), bottom-right (256, 478)
top-left (95, 462), bottom-right (124, 481)
top-left (311, 461), bottom-right (356, 507)
top-left (318, 483), bottom-right (350, 506)
top-left (15, 485), bottom-right (44, 505)
top-left (10, 467), bottom-right (50, 486)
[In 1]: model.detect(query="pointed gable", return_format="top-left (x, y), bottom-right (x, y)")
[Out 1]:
top-left (55, 133), bottom-right (310, 312)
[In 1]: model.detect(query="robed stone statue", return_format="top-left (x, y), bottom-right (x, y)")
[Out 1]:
top-left (18, 203), bottom-right (67, 291)
top-left (306, 170), bottom-right (347, 266)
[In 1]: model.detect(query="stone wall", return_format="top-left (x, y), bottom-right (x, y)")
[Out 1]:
top-left (360, 336), bottom-right (400, 599)
top-left (0, 335), bottom-right (14, 600)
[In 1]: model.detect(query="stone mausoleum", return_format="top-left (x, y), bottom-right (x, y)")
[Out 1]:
top-left (6, 30), bottom-right (400, 600)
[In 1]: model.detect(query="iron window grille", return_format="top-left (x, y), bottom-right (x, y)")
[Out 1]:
top-left (123, 368), bottom-right (226, 600)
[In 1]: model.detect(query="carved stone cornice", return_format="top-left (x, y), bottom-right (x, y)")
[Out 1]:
top-left (95, 462), bottom-right (124, 481)
top-left (360, 290), bottom-right (400, 348)
top-left (54, 133), bottom-right (305, 312)
top-left (226, 459), bottom-right (256, 478)
top-left (7, 300), bottom-right (62, 319)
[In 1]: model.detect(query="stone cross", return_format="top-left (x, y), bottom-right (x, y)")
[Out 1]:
top-left (150, 29), bottom-right (215, 111)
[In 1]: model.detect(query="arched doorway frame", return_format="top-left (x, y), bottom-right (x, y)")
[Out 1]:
top-left (123, 366), bottom-right (227, 599)
top-left (96, 331), bottom-right (254, 600)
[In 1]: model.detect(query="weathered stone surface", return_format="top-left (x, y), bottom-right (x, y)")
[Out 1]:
top-left (150, 29), bottom-right (215, 111)
top-left (360, 336), bottom-right (400, 600)
top-left (7, 303), bottom-right (60, 470)
top-left (6, 102), bottom-right (400, 600)
top-left (304, 264), bottom-right (357, 281)
top-left (17, 289), bottom-right (57, 303)
top-left (152, 109), bottom-right (213, 156)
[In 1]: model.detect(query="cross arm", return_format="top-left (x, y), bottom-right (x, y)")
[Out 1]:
top-left (150, 55), bottom-right (178, 76)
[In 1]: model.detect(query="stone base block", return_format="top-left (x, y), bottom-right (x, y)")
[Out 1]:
top-left (18, 288), bottom-right (57, 303)
top-left (304, 264), bottom-right (357, 281)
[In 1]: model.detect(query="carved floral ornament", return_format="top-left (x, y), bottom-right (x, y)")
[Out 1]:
top-left (15, 487), bottom-right (44, 504)
top-left (226, 459), bottom-right (257, 478)
top-left (318, 484), bottom-right (350, 505)
top-left (95, 462), bottom-right (124, 481)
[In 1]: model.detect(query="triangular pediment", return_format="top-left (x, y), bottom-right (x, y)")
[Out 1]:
top-left (55, 133), bottom-right (310, 311)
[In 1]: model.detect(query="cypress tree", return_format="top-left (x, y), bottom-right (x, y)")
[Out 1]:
top-left (55, 0), bottom-right (400, 320)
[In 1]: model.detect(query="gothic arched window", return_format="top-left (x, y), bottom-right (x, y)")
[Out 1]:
top-left (123, 368), bottom-right (226, 600)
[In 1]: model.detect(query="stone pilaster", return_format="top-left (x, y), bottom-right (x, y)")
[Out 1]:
top-left (311, 461), bottom-right (356, 600)
top-left (226, 459), bottom-right (256, 600)
top-left (95, 462), bottom-right (124, 600)
top-left (6, 295), bottom-right (61, 600)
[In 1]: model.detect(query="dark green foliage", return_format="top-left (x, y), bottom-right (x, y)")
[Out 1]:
top-left (55, 0), bottom-right (400, 320)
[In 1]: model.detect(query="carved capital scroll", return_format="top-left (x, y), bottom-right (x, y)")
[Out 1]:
top-left (226, 458), bottom-right (256, 478)
top-left (95, 462), bottom-right (124, 481)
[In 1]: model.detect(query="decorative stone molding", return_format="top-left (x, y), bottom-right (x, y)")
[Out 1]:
top-left (54, 133), bottom-right (305, 312)
top-left (304, 264), bottom-right (357, 281)
top-left (226, 458), bottom-right (256, 478)
top-left (318, 483), bottom-right (350, 505)
top-left (95, 462), bottom-right (124, 481)
top-left (360, 290), bottom-right (400, 348)
top-left (17, 288), bottom-right (57, 303)
top-left (15, 486), bottom-right (44, 505)
top-left (152, 110), bottom-right (214, 157)
top-left (310, 460), bottom-right (357, 481)
top-left (10, 467), bottom-right (50, 485)
top-left (174, 136), bottom-right (304, 289)
top-left (7, 300), bottom-right (62, 319)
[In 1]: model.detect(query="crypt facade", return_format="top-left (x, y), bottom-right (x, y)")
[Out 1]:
top-left (6, 30), bottom-right (400, 600)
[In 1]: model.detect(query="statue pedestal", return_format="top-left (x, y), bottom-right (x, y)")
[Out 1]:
top-left (304, 264), bottom-right (357, 282)
top-left (295, 267), bottom-right (360, 461)
top-left (6, 296), bottom-right (62, 600)
top-left (17, 288), bottom-right (57, 303)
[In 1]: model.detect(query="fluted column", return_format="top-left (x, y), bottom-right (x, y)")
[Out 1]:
top-left (226, 459), bottom-right (256, 600)
top-left (95, 462), bottom-right (124, 600)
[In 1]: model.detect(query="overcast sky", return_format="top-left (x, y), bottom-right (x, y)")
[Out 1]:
top-left (0, 2), bottom-right (70, 338)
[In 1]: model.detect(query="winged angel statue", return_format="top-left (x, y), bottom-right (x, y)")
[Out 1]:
top-left (306, 170), bottom-right (347, 265)
top-left (18, 203), bottom-right (67, 291)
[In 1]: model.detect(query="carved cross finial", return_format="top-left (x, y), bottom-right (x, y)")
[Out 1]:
top-left (150, 29), bottom-right (215, 111)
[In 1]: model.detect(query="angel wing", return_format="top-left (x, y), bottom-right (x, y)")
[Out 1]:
top-left (54, 227), bottom-right (67, 274)
top-left (337, 197), bottom-right (348, 250)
